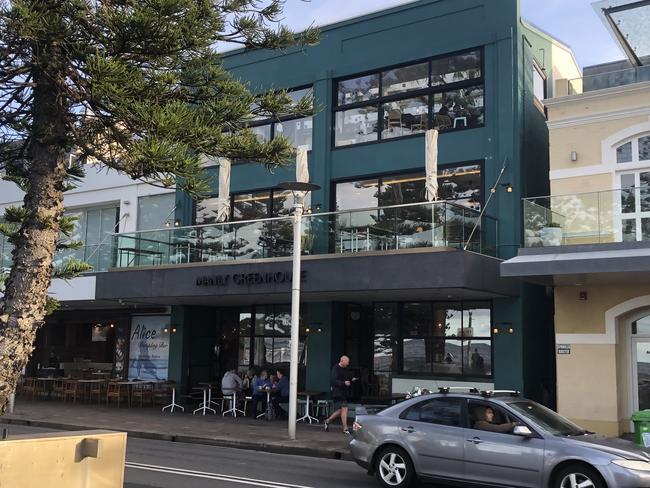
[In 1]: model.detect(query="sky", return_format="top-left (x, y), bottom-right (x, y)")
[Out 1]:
top-left (269, 0), bottom-right (625, 69)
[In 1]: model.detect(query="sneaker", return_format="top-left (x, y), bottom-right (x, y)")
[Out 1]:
top-left (323, 422), bottom-right (329, 432)
top-left (343, 428), bottom-right (352, 435)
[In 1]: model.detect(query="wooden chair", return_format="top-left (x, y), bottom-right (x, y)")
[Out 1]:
top-left (20, 378), bottom-right (38, 399)
top-left (106, 381), bottom-right (128, 407)
top-left (387, 109), bottom-right (403, 131)
top-left (63, 379), bottom-right (79, 403)
top-left (52, 379), bottom-right (66, 400)
top-left (131, 382), bottom-right (154, 407)
top-left (89, 380), bottom-right (105, 404)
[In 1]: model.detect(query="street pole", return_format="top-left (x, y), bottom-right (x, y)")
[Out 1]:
top-left (288, 197), bottom-right (303, 441)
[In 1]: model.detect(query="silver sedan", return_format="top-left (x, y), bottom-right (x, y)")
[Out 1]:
top-left (350, 390), bottom-right (650, 488)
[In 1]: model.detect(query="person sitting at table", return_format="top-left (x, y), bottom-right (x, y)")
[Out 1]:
top-left (221, 367), bottom-right (242, 394)
top-left (251, 370), bottom-right (272, 417)
top-left (272, 369), bottom-right (290, 419)
top-left (242, 367), bottom-right (257, 396)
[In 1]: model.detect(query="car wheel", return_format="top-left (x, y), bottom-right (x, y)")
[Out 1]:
top-left (374, 446), bottom-right (415, 488)
top-left (554, 464), bottom-right (606, 488)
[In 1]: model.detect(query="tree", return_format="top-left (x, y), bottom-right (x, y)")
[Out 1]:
top-left (0, 0), bottom-right (318, 413)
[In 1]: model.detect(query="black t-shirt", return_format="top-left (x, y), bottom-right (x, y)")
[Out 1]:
top-left (331, 364), bottom-right (352, 398)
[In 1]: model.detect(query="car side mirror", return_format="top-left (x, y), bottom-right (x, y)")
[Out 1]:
top-left (513, 425), bottom-right (533, 437)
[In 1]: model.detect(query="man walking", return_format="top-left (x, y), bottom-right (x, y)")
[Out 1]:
top-left (324, 355), bottom-right (356, 434)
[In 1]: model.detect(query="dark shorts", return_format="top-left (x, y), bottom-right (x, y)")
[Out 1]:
top-left (333, 397), bottom-right (349, 410)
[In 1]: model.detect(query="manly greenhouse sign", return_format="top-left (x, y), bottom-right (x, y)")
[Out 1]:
top-left (195, 270), bottom-right (307, 287)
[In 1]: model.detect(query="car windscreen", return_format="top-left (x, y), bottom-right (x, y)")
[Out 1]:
top-left (508, 400), bottom-right (587, 436)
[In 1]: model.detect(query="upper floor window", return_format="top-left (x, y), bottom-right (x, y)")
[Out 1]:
top-left (616, 135), bottom-right (650, 164)
top-left (247, 86), bottom-right (313, 150)
top-left (137, 193), bottom-right (175, 231)
top-left (195, 187), bottom-right (310, 225)
top-left (334, 163), bottom-right (482, 212)
top-left (333, 49), bottom-right (484, 147)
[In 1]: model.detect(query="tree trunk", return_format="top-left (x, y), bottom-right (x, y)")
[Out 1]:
top-left (0, 40), bottom-right (69, 413)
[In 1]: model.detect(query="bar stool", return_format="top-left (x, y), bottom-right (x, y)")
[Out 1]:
top-left (315, 399), bottom-right (330, 418)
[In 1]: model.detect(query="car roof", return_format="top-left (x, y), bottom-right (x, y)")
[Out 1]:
top-left (378, 390), bottom-right (529, 416)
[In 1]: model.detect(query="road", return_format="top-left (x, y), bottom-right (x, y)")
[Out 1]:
top-left (0, 423), bottom-right (432, 488)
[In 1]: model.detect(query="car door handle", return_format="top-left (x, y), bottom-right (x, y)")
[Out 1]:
top-left (466, 437), bottom-right (483, 444)
top-left (400, 426), bottom-right (416, 433)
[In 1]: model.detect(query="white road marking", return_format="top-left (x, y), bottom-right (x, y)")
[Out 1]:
top-left (125, 462), bottom-right (315, 488)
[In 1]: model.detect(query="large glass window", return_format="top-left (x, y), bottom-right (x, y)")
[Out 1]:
top-left (533, 63), bottom-right (546, 103)
top-left (334, 49), bottom-right (483, 147)
top-left (373, 301), bottom-right (492, 383)
top-left (247, 86), bottom-right (313, 149)
top-left (137, 193), bottom-right (175, 230)
top-left (433, 86), bottom-right (484, 131)
top-left (238, 305), bottom-right (305, 371)
top-left (335, 164), bottom-right (482, 212)
top-left (334, 106), bottom-right (379, 147)
top-left (55, 205), bottom-right (119, 271)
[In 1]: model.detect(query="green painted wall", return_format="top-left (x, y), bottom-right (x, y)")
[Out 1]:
top-left (169, 0), bottom-right (565, 400)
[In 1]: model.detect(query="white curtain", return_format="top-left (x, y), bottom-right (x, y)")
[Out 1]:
top-left (215, 158), bottom-right (231, 223)
top-left (425, 129), bottom-right (439, 202)
top-left (295, 145), bottom-right (309, 206)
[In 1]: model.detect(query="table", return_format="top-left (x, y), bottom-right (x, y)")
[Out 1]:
top-left (192, 386), bottom-right (216, 416)
top-left (198, 382), bottom-right (222, 410)
top-left (162, 384), bottom-right (184, 413)
top-left (255, 388), bottom-right (273, 419)
top-left (297, 391), bottom-right (321, 424)
top-left (222, 388), bottom-right (245, 417)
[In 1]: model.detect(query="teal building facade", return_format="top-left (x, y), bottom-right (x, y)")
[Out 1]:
top-left (96, 0), bottom-right (570, 404)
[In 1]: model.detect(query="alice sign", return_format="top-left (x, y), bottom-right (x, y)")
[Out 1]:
top-left (128, 316), bottom-right (171, 380)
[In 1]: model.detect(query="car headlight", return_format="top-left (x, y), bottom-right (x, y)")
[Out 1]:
top-left (612, 459), bottom-right (650, 471)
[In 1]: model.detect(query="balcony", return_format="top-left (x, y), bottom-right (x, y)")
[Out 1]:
top-left (557, 65), bottom-right (650, 96)
top-left (523, 188), bottom-right (650, 248)
top-left (0, 244), bottom-right (113, 273)
top-left (110, 200), bottom-right (498, 269)
top-left (502, 188), bottom-right (650, 284)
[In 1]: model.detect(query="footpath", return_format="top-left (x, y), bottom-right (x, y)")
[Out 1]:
top-left (3, 400), bottom-right (352, 460)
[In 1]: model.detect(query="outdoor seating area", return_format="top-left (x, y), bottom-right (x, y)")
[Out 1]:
top-left (17, 376), bottom-right (176, 408)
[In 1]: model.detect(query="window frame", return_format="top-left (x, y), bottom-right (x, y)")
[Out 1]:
top-left (372, 300), bottom-right (494, 381)
top-left (466, 399), bottom-right (542, 438)
top-left (330, 160), bottom-right (486, 213)
top-left (246, 84), bottom-right (314, 146)
top-left (238, 304), bottom-right (306, 370)
top-left (616, 134), bottom-right (650, 165)
top-left (532, 61), bottom-right (547, 116)
top-left (398, 396), bottom-right (466, 428)
top-left (331, 47), bottom-right (485, 149)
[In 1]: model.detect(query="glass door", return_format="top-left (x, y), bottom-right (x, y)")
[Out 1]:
top-left (632, 314), bottom-right (650, 411)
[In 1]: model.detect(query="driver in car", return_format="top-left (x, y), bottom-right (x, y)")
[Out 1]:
top-left (474, 406), bottom-right (519, 433)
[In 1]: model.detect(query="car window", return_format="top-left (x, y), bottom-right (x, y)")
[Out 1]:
top-left (401, 398), bottom-right (462, 427)
top-left (468, 400), bottom-right (518, 434)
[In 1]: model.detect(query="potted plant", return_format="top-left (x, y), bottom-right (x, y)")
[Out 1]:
top-left (540, 222), bottom-right (563, 246)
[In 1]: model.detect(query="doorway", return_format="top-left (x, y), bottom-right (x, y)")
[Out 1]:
top-left (632, 313), bottom-right (650, 413)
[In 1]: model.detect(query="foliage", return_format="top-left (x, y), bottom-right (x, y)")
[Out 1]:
top-left (0, 0), bottom-right (319, 312)
top-left (0, 0), bottom-right (319, 198)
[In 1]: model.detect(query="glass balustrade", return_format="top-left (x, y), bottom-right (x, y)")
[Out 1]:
top-left (110, 201), bottom-right (498, 269)
top-left (523, 187), bottom-right (650, 247)
top-left (0, 202), bottom-right (498, 273)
